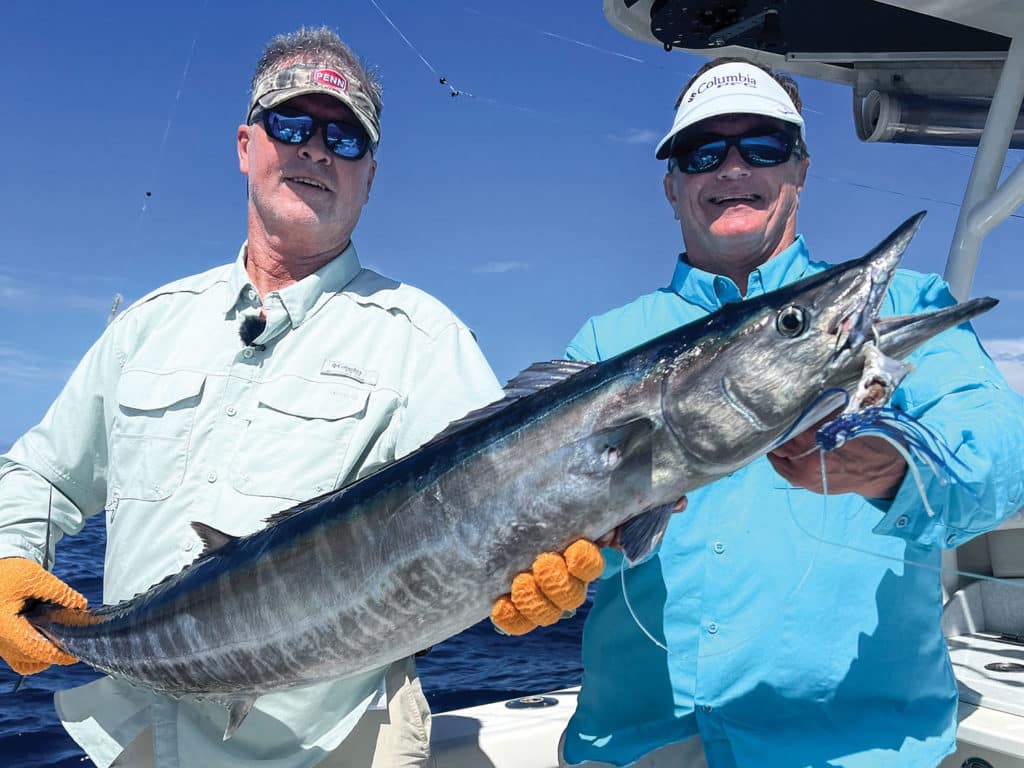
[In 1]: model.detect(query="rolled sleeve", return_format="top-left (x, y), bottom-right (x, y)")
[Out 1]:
top-left (872, 276), bottom-right (1024, 548)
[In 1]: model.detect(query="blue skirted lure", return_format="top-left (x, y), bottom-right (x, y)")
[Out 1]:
top-left (815, 405), bottom-right (981, 516)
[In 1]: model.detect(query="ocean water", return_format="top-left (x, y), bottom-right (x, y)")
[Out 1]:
top-left (0, 514), bottom-right (588, 767)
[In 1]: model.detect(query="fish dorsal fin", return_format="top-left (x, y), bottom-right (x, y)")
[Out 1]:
top-left (223, 696), bottom-right (257, 740)
top-left (262, 509), bottom-right (296, 528)
top-left (502, 360), bottom-right (593, 397)
top-left (261, 493), bottom-right (328, 529)
top-left (430, 360), bottom-right (593, 443)
top-left (190, 522), bottom-right (237, 557)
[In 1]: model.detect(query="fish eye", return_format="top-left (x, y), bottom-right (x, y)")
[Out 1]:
top-left (776, 305), bottom-right (808, 337)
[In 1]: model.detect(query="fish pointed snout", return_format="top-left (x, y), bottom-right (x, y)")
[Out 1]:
top-left (832, 211), bottom-right (927, 361)
top-left (875, 296), bottom-right (998, 360)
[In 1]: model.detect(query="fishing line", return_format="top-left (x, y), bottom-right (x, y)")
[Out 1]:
top-left (373, 2), bottom-right (1024, 210)
top-left (367, 0), bottom-right (584, 124)
top-left (620, 417), bottom-right (1024, 661)
top-left (462, 6), bottom-right (655, 67)
top-left (538, 29), bottom-right (647, 64)
top-left (808, 172), bottom-right (1024, 222)
top-left (458, 4), bottom-right (1023, 193)
top-left (786, 447), bottom-right (1024, 595)
top-left (133, 0), bottom-right (208, 240)
top-left (618, 450), bottom-right (827, 661)
top-left (12, 490), bottom-right (57, 693)
top-left (368, 0), bottom-right (440, 75)
top-left (368, 0), bottom-right (472, 98)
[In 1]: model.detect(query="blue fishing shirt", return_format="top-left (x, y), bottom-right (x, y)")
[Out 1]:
top-left (560, 235), bottom-right (1024, 768)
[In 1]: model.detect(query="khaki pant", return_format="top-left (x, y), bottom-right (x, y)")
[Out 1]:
top-left (558, 732), bottom-right (707, 768)
top-left (111, 657), bottom-right (430, 768)
top-left (319, 656), bottom-right (431, 768)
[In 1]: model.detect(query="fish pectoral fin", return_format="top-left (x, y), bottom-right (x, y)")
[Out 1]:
top-left (568, 418), bottom-right (654, 477)
top-left (587, 418), bottom-right (654, 462)
top-left (619, 504), bottom-right (673, 567)
top-left (222, 696), bottom-right (257, 740)
top-left (190, 522), bottom-right (238, 557)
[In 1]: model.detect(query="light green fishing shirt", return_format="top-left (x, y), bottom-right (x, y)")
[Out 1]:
top-left (0, 242), bottom-right (503, 768)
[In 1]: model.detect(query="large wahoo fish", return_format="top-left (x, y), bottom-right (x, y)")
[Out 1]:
top-left (26, 213), bottom-right (995, 736)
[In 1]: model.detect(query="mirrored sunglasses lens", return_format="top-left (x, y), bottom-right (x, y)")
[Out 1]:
top-left (739, 134), bottom-right (791, 166)
top-left (686, 140), bottom-right (728, 173)
top-left (325, 123), bottom-right (368, 158)
top-left (266, 111), bottom-right (315, 144)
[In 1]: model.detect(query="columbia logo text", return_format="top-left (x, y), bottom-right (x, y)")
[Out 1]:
top-left (688, 72), bottom-right (758, 102)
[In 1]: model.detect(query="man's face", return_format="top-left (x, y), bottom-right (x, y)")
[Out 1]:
top-left (663, 114), bottom-right (809, 282)
top-left (237, 92), bottom-right (376, 255)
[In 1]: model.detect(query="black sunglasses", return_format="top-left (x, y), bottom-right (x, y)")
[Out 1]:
top-left (668, 129), bottom-right (798, 174)
top-left (251, 106), bottom-right (374, 160)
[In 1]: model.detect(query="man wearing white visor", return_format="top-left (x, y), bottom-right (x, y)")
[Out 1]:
top-left (490, 58), bottom-right (1024, 767)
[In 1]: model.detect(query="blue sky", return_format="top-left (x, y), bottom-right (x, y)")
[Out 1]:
top-left (2, 0), bottom-right (1022, 447)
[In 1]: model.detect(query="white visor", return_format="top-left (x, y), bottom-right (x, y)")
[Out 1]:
top-left (656, 61), bottom-right (804, 159)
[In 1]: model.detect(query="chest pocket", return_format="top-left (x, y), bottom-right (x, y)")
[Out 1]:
top-left (110, 369), bottom-right (206, 501)
top-left (231, 377), bottom-right (372, 502)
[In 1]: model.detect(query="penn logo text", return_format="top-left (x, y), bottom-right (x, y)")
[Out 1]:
top-left (313, 69), bottom-right (349, 93)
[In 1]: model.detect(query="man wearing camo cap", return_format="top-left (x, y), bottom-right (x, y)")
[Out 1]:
top-left (0, 26), bottom-right (502, 767)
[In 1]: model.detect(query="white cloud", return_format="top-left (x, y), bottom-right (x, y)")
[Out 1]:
top-left (984, 338), bottom-right (1024, 395)
top-left (0, 345), bottom-right (73, 382)
top-left (606, 128), bottom-right (661, 145)
top-left (0, 272), bottom-right (121, 316)
top-left (0, 275), bottom-right (35, 304)
top-left (472, 260), bottom-right (530, 274)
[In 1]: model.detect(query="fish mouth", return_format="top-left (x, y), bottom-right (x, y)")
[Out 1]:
top-left (828, 212), bottom-right (922, 365)
top-left (824, 210), bottom-right (997, 366)
top-left (875, 296), bottom-right (998, 359)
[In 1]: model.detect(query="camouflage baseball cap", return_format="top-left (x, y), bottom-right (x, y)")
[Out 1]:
top-left (247, 61), bottom-right (381, 147)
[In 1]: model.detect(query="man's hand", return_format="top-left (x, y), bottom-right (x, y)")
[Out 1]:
top-left (768, 416), bottom-right (907, 499)
top-left (491, 496), bottom-right (688, 636)
top-left (491, 540), bottom-right (605, 636)
top-left (0, 557), bottom-right (86, 675)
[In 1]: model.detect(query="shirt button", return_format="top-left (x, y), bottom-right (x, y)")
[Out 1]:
top-left (707, 621), bottom-right (719, 635)
top-left (712, 541), bottom-right (725, 554)
top-left (895, 515), bottom-right (909, 529)
top-left (225, 405), bottom-right (237, 417)
top-left (247, 288), bottom-right (257, 300)
top-left (184, 540), bottom-right (195, 552)
top-left (207, 471), bottom-right (218, 483)
top-left (701, 704), bottom-right (713, 714)
top-left (243, 348), bottom-right (254, 359)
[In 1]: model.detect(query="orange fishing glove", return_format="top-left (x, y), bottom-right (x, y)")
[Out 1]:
top-left (0, 557), bottom-right (85, 675)
top-left (491, 540), bottom-right (605, 636)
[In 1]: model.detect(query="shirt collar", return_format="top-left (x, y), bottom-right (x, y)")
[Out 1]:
top-left (668, 234), bottom-right (811, 311)
top-left (223, 241), bottom-right (363, 327)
